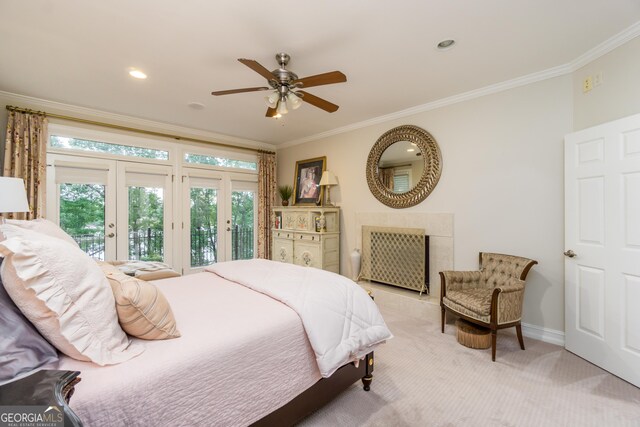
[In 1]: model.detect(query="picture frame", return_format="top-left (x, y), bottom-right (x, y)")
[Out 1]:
top-left (293, 156), bottom-right (326, 206)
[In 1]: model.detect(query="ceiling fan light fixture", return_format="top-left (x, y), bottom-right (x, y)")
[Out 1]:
top-left (264, 90), bottom-right (279, 108)
top-left (276, 99), bottom-right (288, 115)
top-left (287, 92), bottom-right (302, 110)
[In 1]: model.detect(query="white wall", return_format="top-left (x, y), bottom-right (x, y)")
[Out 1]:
top-left (573, 36), bottom-right (640, 130)
top-left (278, 75), bottom-right (573, 332)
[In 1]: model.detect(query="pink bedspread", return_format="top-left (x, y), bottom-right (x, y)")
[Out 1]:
top-left (56, 272), bottom-right (321, 426)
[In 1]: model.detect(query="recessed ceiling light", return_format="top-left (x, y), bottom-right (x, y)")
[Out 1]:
top-left (188, 102), bottom-right (205, 110)
top-left (437, 39), bottom-right (455, 50)
top-left (129, 69), bottom-right (147, 79)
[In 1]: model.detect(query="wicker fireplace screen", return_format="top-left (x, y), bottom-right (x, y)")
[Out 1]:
top-left (359, 226), bottom-right (429, 294)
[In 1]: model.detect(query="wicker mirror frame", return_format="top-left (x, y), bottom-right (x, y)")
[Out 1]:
top-left (366, 125), bottom-right (442, 209)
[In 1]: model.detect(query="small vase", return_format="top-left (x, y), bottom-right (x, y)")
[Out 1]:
top-left (282, 200), bottom-right (289, 206)
top-left (318, 214), bottom-right (326, 232)
top-left (350, 248), bottom-right (361, 281)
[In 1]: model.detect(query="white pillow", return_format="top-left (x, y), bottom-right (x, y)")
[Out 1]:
top-left (0, 225), bottom-right (143, 365)
top-left (1, 219), bottom-right (79, 248)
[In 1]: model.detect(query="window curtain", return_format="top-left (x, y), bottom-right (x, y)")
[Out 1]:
top-left (379, 167), bottom-right (395, 191)
top-left (3, 110), bottom-right (48, 220)
top-left (257, 150), bottom-right (276, 259)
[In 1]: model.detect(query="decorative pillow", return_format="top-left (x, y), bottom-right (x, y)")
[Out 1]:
top-left (107, 260), bottom-right (181, 281)
top-left (0, 226), bottom-right (143, 365)
top-left (1, 219), bottom-right (79, 248)
top-left (99, 263), bottom-right (181, 340)
top-left (0, 258), bottom-right (59, 383)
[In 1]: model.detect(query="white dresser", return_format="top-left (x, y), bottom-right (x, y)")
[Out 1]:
top-left (271, 207), bottom-right (340, 273)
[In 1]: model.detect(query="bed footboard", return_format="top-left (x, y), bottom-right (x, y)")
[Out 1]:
top-left (251, 351), bottom-right (374, 427)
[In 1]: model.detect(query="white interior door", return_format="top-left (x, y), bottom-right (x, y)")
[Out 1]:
top-left (565, 113), bottom-right (640, 387)
top-left (46, 154), bottom-right (117, 260)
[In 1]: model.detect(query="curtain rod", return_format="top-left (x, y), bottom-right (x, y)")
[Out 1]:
top-left (6, 105), bottom-right (275, 155)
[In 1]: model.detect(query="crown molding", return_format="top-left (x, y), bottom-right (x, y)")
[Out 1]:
top-left (569, 20), bottom-right (640, 71)
top-left (280, 20), bottom-right (640, 149)
top-left (0, 91), bottom-right (275, 151)
top-left (279, 63), bottom-right (572, 148)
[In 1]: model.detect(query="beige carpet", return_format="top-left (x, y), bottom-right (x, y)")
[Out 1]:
top-left (300, 286), bottom-right (640, 427)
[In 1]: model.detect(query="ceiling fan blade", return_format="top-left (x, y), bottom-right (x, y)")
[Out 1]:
top-left (292, 71), bottom-right (346, 89)
top-left (211, 86), bottom-right (270, 96)
top-left (298, 90), bottom-right (339, 113)
top-left (238, 58), bottom-right (277, 82)
top-left (266, 107), bottom-right (278, 117)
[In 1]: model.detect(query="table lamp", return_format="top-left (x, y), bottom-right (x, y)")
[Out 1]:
top-left (0, 177), bottom-right (30, 222)
top-left (319, 171), bottom-right (339, 207)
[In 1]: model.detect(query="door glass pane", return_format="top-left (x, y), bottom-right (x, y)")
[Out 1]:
top-left (59, 183), bottom-right (105, 260)
top-left (128, 186), bottom-right (164, 261)
top-left (190, 187), bottom-right (218, 267)
top-left (231, 191), bottom-right (255, 260)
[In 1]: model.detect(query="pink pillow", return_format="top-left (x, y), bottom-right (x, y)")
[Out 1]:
top-left (1, 219), bottom-right (79, 248)
top-left (0, 225), bottom-right (143, 365)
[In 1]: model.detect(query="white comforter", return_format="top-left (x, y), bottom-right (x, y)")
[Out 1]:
top-left (207, 259), bottom-right (393, 377)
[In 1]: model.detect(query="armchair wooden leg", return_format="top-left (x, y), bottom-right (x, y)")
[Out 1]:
top-left (516, 324), bottom-right (525, 350)
top-left (441, 307), bottom-right (445, 333)
top-left (491, 330), bottom-right (497, 362)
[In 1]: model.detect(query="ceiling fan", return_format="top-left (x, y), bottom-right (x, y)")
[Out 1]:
top-left (211, 53), bottom-right (346, 118)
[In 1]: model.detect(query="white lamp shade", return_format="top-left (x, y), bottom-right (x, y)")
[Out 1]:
top-left (276, 100), bottom-right (288, 115)
top-left (0, 177), bottom-right (30, 213)
top-left (287, 92), bottom-right (302, 110)
top-left (264, 91), bottom-right (279, 108)
top-left (319, 171), bottom-right (339, 186)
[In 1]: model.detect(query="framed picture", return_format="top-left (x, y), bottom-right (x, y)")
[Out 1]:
top-left (293, 156), bottom-right (326, 205)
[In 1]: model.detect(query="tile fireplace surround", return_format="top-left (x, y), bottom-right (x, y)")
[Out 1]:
top-left (355, 212), bottom-right (453, 303)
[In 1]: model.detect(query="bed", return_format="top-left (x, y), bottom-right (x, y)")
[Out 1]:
top-left (0, 221), bottom-right (391, 426)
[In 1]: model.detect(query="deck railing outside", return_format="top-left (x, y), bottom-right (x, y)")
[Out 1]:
top-left (71, 225), bottom-right (254, 264)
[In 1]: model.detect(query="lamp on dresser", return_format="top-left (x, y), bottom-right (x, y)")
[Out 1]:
top-left (0, 177), bottom-right (30, 222)
top-left (319, 171), bottom-right (339, 207)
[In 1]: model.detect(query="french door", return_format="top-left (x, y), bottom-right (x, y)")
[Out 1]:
top-left (182, 168), bottom-right (257, 274)
top-left (47, 154), bottom-right (173, 265)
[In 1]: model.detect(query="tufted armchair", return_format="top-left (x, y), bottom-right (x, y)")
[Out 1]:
top-left (440, 252), bottom-right (537, 361)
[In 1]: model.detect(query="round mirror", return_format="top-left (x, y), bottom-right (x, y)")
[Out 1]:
top-left (366, 125), bottom-right (442, 208)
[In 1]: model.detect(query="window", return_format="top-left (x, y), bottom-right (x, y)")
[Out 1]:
top-left (393, 169), bottom-right (411, 193)
top-left (50, 135), bottom-right (169, 160)
top-left (184, 153), bottom-right (257, 170)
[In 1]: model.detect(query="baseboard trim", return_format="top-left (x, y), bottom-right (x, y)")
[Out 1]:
top-left (521, 323), bottom-right (565, 346)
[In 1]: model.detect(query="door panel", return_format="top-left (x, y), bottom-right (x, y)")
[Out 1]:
top-left (47, 155), bottom-right (117, 260)
top-left (231, 188), bottom-right (256, 260)
top-left (565, 113), bottom-right (640, 388)
top-left (183, 172), bottom-right (223, 274)
top-left (117, 163), bottom-right (173, 265)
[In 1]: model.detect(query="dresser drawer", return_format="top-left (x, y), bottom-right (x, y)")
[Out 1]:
top-left (273, 230), bottom-right (293, 239)
top-left (294, 233), bottom-right (321, 242)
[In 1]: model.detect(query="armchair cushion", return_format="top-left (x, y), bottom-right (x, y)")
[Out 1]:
top-left (444, 289), bottom-right (493, 316)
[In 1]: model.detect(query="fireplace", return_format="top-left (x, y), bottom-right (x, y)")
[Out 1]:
top-left (359, 226), bottom-right (430, 295)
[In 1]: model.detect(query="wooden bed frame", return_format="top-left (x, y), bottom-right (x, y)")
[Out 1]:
top-left (0, 352), bottom-right (374, 427)
top-left (252, 352), bottom-right (374, 426)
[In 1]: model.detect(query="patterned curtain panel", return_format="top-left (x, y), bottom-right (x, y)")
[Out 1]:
top-left (3, 110), bottom-right (48, 220)
top-left (257, 150), bottom-right (276, 259)
top-left (379, 167), bottom-right (394, 190)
